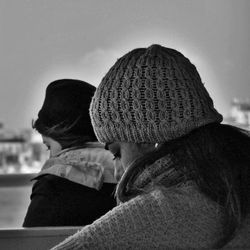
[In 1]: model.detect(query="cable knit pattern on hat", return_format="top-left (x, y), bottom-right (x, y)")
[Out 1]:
top-left (90, 44), bottom-right (223, 143)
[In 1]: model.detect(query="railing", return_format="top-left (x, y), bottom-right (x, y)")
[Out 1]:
top-left (0, 173), bottom-right (36, 187)
top-left (0, 226), bottom-right (81, 250)
top-left (0, 174), bottom-right (81, 249)
top-left (0, 173), bottom-right (35, 228)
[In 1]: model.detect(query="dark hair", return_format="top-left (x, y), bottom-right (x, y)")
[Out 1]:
top-left (116, 123), bottom-right (250, 247)
top-left (32, 116), bottom-right (97, 149)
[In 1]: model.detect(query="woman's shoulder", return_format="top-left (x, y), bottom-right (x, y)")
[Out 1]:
top-left (32, 174), bottom-right (95, 192)
top-left (122, 182), bottom-right (225, 234)
top-left (32, 174), bottom-right (72, 190)
top-left (104, 181), bottom-right (222, 225)
top-left (150, 182), bottom-right (223, 213)
top-left (53, 183), bottom-right (225, 249)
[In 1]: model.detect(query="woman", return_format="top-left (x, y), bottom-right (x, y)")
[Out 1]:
top-left (23, 79), bottom-right (118, 227)
top-left (52, 45), bottom-right (250, 249)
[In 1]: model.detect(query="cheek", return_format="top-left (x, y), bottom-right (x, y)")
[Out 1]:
top-left (49, 142), bottom-right (62, 157)
top-left (120, 156), bottom-right (131, 169)
top-left (113, 160), bottom-right (124, 181)
top-left (120, 146), bottom-right (143, 169)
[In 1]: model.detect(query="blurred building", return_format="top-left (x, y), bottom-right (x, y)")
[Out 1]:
top-left (224, 98), bottom-right (250, 130)
top-left (0, 125), bottom-right (48, 174)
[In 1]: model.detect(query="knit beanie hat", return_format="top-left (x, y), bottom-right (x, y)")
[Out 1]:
top-left (36, 79), bottom-right (97, 140)
top-left (90, 44), bottom-right (223, 143)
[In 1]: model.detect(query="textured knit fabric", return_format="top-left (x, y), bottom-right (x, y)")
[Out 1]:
top-left (222, 215), bottom-right (250, 249)
top-left (51, 186), bottom-right (224, 250)
top-left (23, 144), bottom-right (117, 227)
top-left (52, 188), bottom-right (250, 249)
top-left (90, 44), bottom-right (223, 143)
top-left (51, 155), bottom-right (250, 249)
top-left (34, 142), bottom-right (117, 190)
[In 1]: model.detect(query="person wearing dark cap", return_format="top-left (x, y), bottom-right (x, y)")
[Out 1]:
top-left (51, 45), bottom-right (250, 249)
top-left (23, 79), bottom-right (119, 227)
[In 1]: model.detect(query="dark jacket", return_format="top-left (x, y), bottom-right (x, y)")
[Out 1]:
top-left (23, 174), bottom-right (116, 227)
top-left (23, 143), bottom-right (117, 227)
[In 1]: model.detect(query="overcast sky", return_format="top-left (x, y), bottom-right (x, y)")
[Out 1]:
top-left (0, 0), bottom-right (249, 130)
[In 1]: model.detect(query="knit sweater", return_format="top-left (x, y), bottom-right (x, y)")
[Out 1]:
top-left (51, 183), bottom-right (224, 249)
top-left (51, 156), bottom-right (250, 249)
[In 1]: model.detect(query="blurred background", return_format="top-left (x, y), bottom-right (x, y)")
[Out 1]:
top-left (0, 0), bottom-right (249, 228)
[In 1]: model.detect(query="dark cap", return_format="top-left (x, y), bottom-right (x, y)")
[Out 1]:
top-left (36, 79), bottom-right (96, 140)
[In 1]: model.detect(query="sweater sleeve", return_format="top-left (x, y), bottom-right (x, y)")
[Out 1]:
top-left (51, 185), bottom-right (225, 250)
top-left (51, 189), bottom-right (175, 250)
